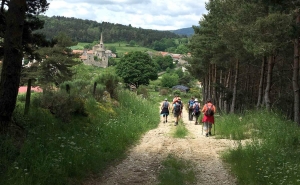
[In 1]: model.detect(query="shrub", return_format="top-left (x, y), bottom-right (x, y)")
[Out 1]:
top-left (160, 88), bottom-right (169, 96)
top-left (95, 72), bottom-right (121, 99)
top-left (32, 91), bottom-right (87, 122)
top-left (173, 90), bottom-right (181, 96)
top-left (161, 74), bottom-right (179, 88)
top-left (137, 85), bottom-right (149, 99)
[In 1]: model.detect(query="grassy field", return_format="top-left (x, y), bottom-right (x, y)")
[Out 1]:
top-left (71, 42), bottom-right (157, 56)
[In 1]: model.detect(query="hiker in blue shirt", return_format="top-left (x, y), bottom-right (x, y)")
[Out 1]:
top-left (187, 97), bottom-right (195, 121)
top-left (160, 98), bottom-right (170, 123)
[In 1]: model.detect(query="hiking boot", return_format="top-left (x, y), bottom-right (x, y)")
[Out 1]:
top-left (209, 132), bottom-right (212, 136)
top-left (174, 122), bottom-right (178, 126)
top-left (163, 121), bottom-right (165, 123)
top-left (206, 133), bottom-right (209, 137)
top-left (166, 120), bottom-right (168, 123)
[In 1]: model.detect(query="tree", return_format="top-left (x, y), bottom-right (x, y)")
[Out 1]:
top-left (107, 46), bottom-right (117, 53)
top-left (115, 51), bottom-right (158, 88)
top-left (175, 44), bottom-right (189, 54)
top-left (153, 55), bottom-right (174, 71)
top-left (0, 0), bottom-right (49, 128)
top-left (34, 33), bottom-right (80, 89)
top-left (129, 40), bottom-right (136, 47)
top-left (161, 73), bottom-right (179, 88)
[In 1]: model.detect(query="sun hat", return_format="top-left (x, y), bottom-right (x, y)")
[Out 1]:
top-left (164, 98), bottom-right (167, 101)
top-left (195, 98), bottom-right (198, 101)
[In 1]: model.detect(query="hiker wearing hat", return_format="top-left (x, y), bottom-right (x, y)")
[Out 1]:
top-left (187, 97), bottom-right (195, 121)
top-left (193, 98), bottom-right (201, 125)
top-left (160, 98), bottom-right (170, 123)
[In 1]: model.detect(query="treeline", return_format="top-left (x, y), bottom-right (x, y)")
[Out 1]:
top-left (36, 15), bottom-right (183, 47)
top-left (188, 0), bottom-right (300, 124)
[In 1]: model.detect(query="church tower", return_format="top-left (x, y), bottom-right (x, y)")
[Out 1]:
top-left (100, 32), bottom-right (104, 50)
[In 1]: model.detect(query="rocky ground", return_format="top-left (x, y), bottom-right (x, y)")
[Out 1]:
top-left (84, 104), bottom-right (237, 185)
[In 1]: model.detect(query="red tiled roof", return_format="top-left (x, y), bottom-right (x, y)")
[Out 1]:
top-left (160, 52), bottom-right (169, 56)
top-left (18, 86), bottom-right (43, 94)
top-left (80, 55), bottom-right (87, 60)
top-left (72, 50), bottom-right (83, 54)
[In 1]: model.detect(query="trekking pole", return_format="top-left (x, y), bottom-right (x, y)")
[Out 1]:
top-left (202, 120), bottom-right (203, 135)
top-left (214, 123), bottom-right (215, 135)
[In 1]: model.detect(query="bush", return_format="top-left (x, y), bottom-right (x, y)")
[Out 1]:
top-left (161, 74), bottom-right (179, 88)
top-left (95, 72), bottom-right (121, 99)
top-left (32, 91), bottom-right (87, 122)
top-left (160, 88), bottom-right (169, 96)
top-left (173, 90), bottom-right (181, 96)
top-left (137, 85), bottom-right (149, 99)
top-left (59, 79), bottom-right (91, 96)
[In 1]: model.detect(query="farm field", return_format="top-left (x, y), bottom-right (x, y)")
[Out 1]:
top-left (70, 42), bottom-right (157, 56)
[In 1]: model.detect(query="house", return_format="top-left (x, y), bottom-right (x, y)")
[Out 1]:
top-left (172, 85), bottom-right (190, 93)
top-left (18, 86), bottom-right (43, 94)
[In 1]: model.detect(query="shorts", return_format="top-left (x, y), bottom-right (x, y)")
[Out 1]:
top-left (174, 111), bottom-right (181, 117)
top-left (161, 113), bottom-right (169, 117)
top-left (193, 112), bottom-right (200, 117)
top-left (203, 122), bottom-right (212, 130)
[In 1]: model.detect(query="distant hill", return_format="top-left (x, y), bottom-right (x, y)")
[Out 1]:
top-left (170, 27), bottom-right (194, 36)
top-left (36, 15), bottom-right (184, 47)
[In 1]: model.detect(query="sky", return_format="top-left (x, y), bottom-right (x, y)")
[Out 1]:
top-left (44, 0), bottom-right (208, 30)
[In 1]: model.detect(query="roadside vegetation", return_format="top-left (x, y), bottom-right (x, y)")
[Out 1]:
top-left (0, 64), bottom-right (160, 185)
top-left (217, 110), bottom-right (300, 185)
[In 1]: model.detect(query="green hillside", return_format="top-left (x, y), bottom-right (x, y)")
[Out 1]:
top-left (36, 15), bottom-right (185, 47)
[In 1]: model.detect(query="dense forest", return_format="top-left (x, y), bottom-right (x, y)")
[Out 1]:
top-left (36, 15), bottom-right (185, 47)
top-left (188, 0), bottom-right (300, 124)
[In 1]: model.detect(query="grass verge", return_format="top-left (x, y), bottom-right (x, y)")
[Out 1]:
top-left (217, 110), bottom-right (300, 185)
top-left (0, 90), bottom-right (159, 185)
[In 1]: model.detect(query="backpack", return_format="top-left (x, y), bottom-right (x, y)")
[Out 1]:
top-left (163, 102), bottom-right (169, 109)
top-left (205, 104), bottom-right (214, 116)
top-left (174, 103), bottom-right (181, 113)
top-left (188, 100), bottom-right (195, 109)
top-left (194, 103), bottom-right (200, 113)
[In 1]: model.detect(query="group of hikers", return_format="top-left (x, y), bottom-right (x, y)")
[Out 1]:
top-left (160, 95), bottom-right (216, 137)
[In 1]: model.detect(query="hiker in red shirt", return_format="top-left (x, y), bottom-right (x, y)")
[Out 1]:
top-left (202, 99), bottom-right (216, 137)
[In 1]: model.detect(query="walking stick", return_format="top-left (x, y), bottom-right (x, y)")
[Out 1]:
top-left (213, 114), bottom-right (216, 135)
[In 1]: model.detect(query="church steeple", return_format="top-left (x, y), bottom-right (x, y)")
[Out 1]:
top-left (100, 32), bottom-right (104, 50)
top-left (100, 32), bottom-right (103, 45)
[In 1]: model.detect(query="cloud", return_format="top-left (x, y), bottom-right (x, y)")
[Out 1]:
top-left (45, 0), bottom-right (208, 30)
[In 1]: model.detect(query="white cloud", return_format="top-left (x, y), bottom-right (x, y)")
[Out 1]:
top-left (45, 0), bottom-right (208, 30)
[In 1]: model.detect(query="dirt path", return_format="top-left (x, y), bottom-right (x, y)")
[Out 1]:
top-left (85, 104), bottom-right (237, 185)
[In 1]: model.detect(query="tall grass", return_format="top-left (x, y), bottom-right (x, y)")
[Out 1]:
top-left (158, 154), bottom-right (196, 185)
top-left (218, 110), bottom-right (300, 185)
top-left (0, 90), bottom-right (159, 185)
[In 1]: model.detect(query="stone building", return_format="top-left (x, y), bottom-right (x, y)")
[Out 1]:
top-left (79, 33), bottom-right (109, 68)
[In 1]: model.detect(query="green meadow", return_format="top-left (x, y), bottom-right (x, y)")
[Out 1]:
top-left (71, 42), bottom-right (157, 56)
